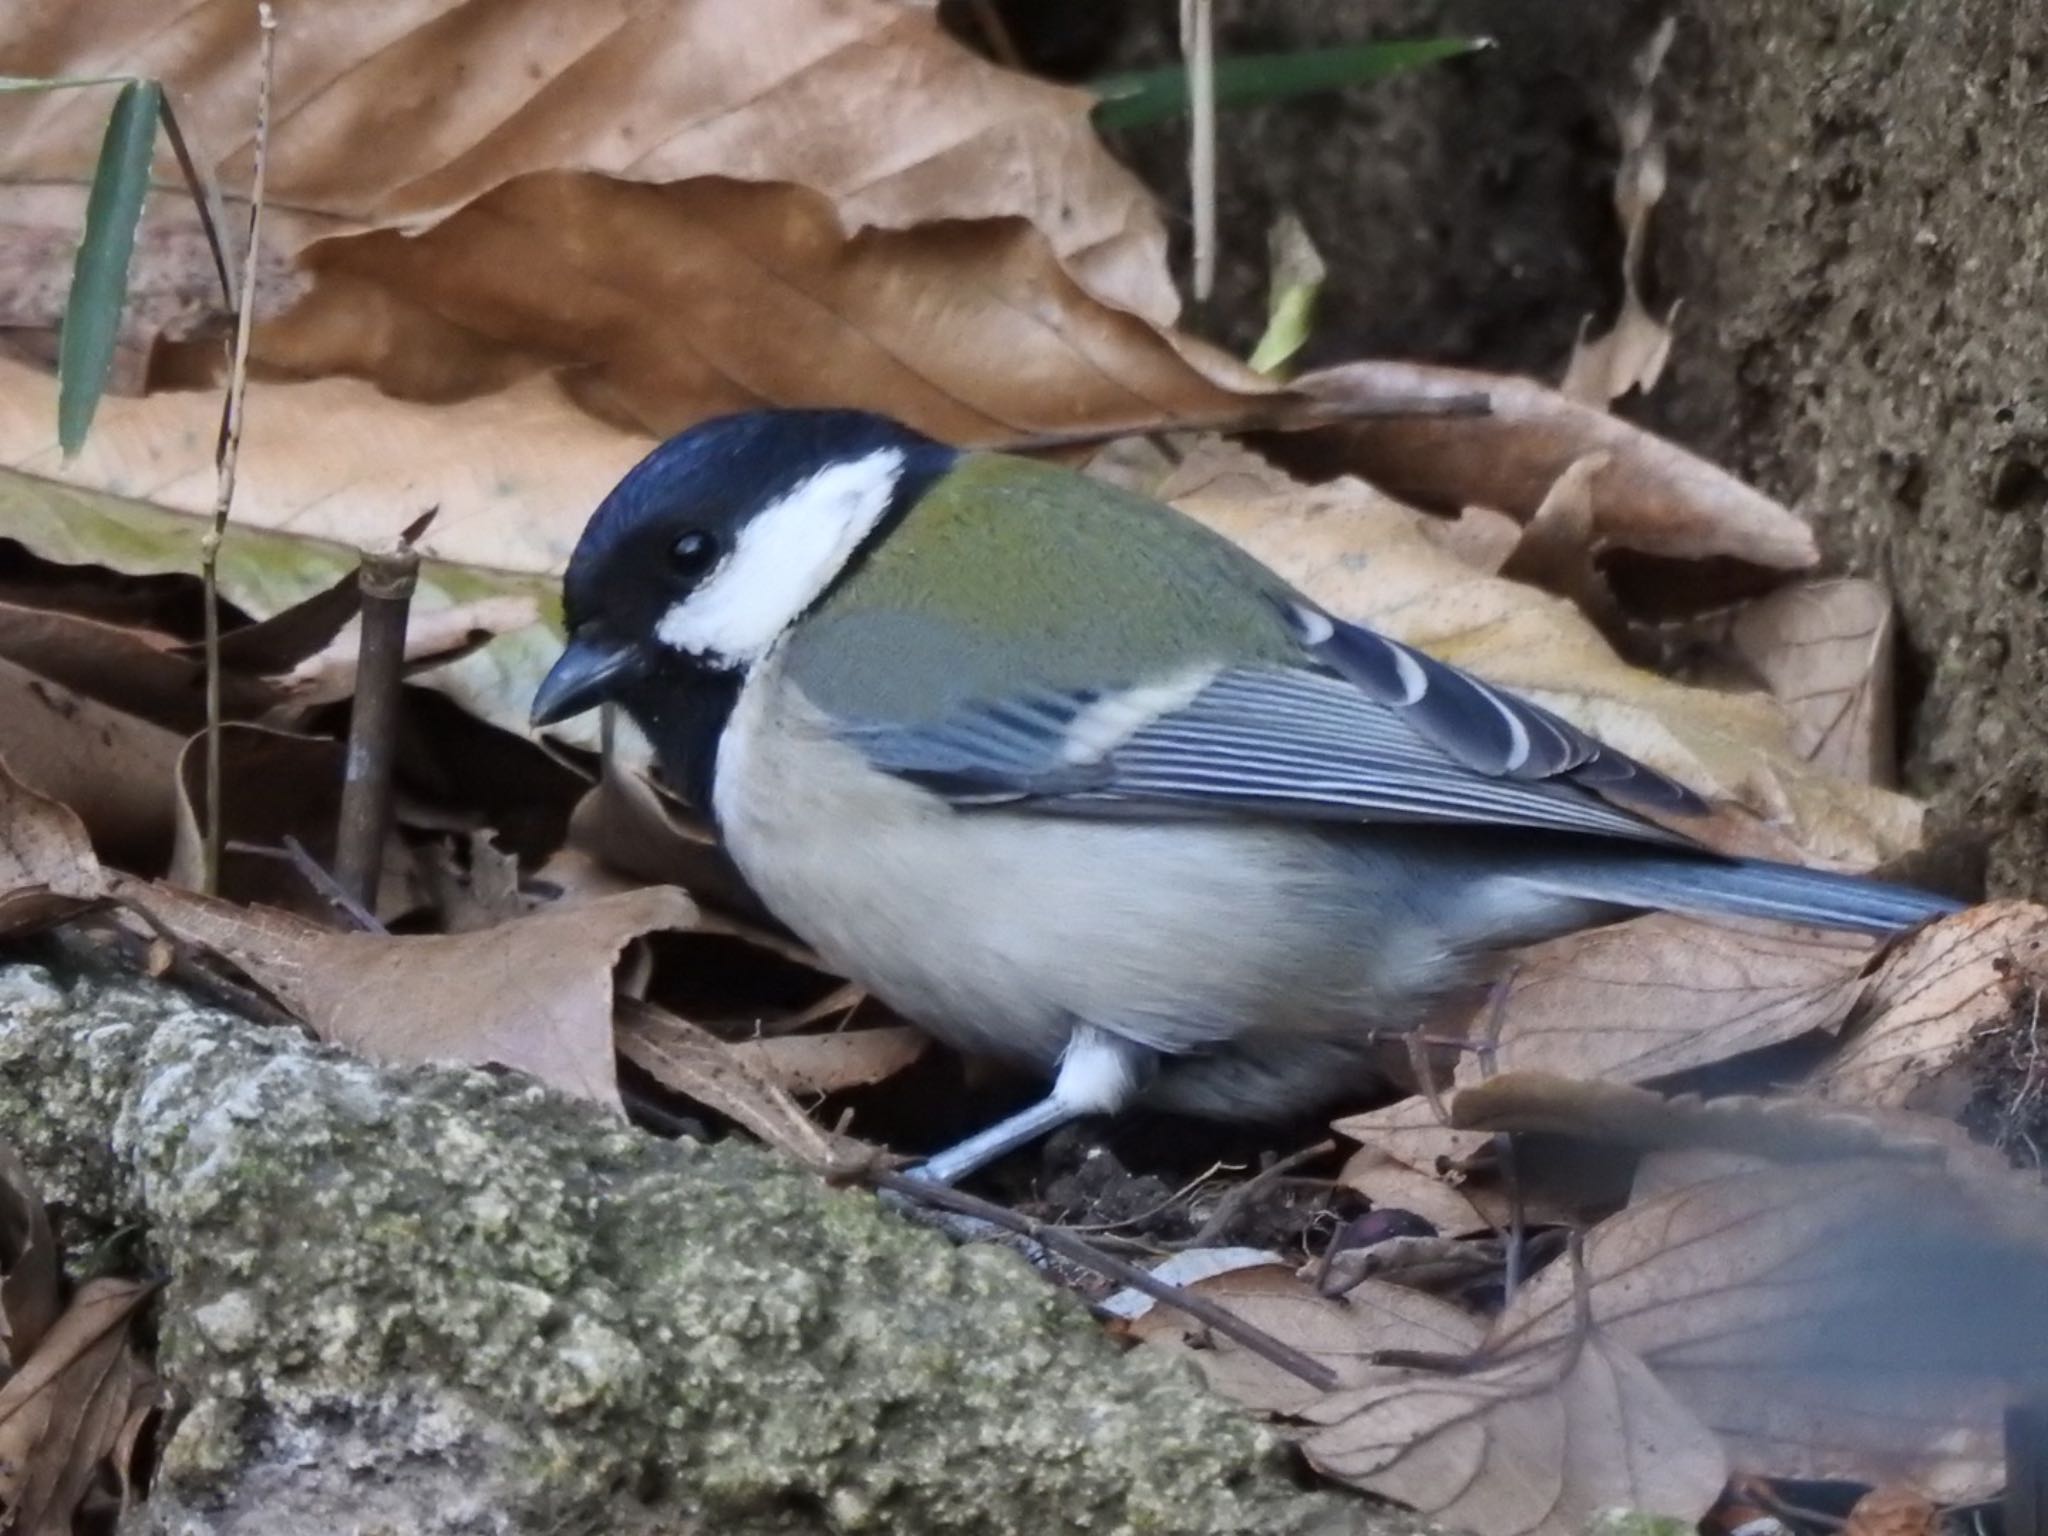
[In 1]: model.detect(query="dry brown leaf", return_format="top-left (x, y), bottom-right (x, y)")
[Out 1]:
top-left (0, 757), bottom-right (105, 936)
top-left (1278, 360), bottom-right (1819, 569)
top-left (614, 999), bottom-right (875, 1175)
top-left (1467, 915), bottom-right (1876, 1086)
top-left (1559, 20), bottom-right (1678, 407)
top-left (1499, 454), bottom-right (1623, 628)
top-left (1421, 504), bottom-right (1524, 575)
top-left (1, 0), bottom-right (1177, 320)
top-left (0, 653), bottom-right (182, 870)
top-left (0, 1275), bottom-right (157, 1533)
top-left (1843, 1486), bottom-right (1940, 1536)
top-left (1159, 441), bottom-right (1921, 868)
top-left (1809, 901), bottom-right (2048, 1111)
top-left (1303, 1323), bottom-right (1727, 1536)
top-left (0, 598), bottom-right (272, 732)
top-left (1123, 1259), bottom-right (1483, 1416)
top-left (123, 876), bottom-right (699, 1107)
top-left (3, 2), bottom-right (1262, 445)
top-left (1332, 1096), bottom-right (1490, 1184)
top-left (727, 1026), bottom-right (927, 1098)
top-left (1725, 579), bottom-right (1899, 785)
top-left (0, 1144), bottom-right (59, 1371)
top-left (274, 173), bottom-right (1254, 442)
top-left (1492, 1160), bottom-right (2048, 1496)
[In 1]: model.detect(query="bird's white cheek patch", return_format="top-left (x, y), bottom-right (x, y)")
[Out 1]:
top-left (655, 447), bottom-right (906, 664)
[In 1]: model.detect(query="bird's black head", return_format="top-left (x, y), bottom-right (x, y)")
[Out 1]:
top-left (531, 409), bottom-right (955, 733)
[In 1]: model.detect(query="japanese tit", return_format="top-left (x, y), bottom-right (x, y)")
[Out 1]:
top-left (533, 410), bottom-right (1961, 1183)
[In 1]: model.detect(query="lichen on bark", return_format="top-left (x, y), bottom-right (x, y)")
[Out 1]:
top-left (0, 960), bottom-right (1383, 1536)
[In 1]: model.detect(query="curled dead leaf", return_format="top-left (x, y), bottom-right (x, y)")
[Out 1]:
top-left (120, 875), bottom-right (700, 1107)
top-left (1275, 360), bottom-right (1819, 569)
top-left (0, 756), bottom-right (106, 935)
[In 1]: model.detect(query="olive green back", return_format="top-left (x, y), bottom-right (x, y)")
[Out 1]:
top-left (783, 453), bottom-right (1305, 723)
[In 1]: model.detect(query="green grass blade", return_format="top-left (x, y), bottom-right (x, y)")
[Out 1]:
top-left (1090, 36), bottom-right (1489, 131)
top-left (57, 78), bottom-right (162, 456)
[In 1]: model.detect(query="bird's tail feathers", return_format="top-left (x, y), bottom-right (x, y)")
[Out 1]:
top-left (1519, 854), bottom-right (1963, 938)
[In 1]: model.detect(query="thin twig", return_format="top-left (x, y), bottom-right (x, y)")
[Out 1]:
top-left (199, 1), bottom-right (277, 896)
top-left (984, 389), bottom-right (1493, 458)
top-left (333, 513), bottom-right (431, 910)
top-left (1175, 1139), bottom-right (1333, 1250)
top-left (1473, 971), bottom-right (1529, 1302)
top-left (264, 835), bottom-right (386, 933)
top-left (873, 1170), bottom-right (1339, 1392)
top-left (1180, 0), bottom-right (1217, 302)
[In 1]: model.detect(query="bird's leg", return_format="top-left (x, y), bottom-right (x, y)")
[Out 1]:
top-left (910, 1024), bottom-right (1153, 1186)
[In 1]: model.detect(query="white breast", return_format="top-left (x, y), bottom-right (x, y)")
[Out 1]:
top-left (710, 654), bottom-right (1426, 1076)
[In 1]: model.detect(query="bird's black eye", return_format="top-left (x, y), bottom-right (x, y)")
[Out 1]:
top-left (668, 529), bottom-right (719, 580)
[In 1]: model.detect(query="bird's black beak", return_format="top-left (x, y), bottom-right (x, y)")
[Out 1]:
top-left (531, 632), bottom-right (641, 727)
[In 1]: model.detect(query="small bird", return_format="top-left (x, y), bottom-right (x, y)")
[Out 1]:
top-left (533, 409), bottom-right (1961, 1183)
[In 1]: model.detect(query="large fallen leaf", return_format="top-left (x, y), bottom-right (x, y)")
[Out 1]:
top-left (1121, 1257), bottom-right (1484, 1416)
top-left (2, 1), bottom-right (1263, 444)
top-left (1303, 1322), bottom-right (1727, 1536)
top-left (120, 876), bottom-right (699, 1107)
top-left (1807, 901), bottom-right (2048, 1111)
top-left (1272, 361), bottom-right (1819, 570)
top-left (0, 756), bottom-right (106, 934)
top-left (1491, 1160), bottom-right (2048, 1497)
top-left (273, 173), bottom-right (1255, 442)
top-left (0, 1275), bottom-right (157, 1534)
top-left (2, 0), bottom-right (1177, 322)
top-left (1458, 915), bottom-right (1875, 1086)
top-left (1160, 442), bottom-right (1922, 867)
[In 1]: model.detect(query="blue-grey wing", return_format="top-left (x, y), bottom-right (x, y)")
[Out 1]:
top-left (835, 613), bottom-right (1705, 846)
